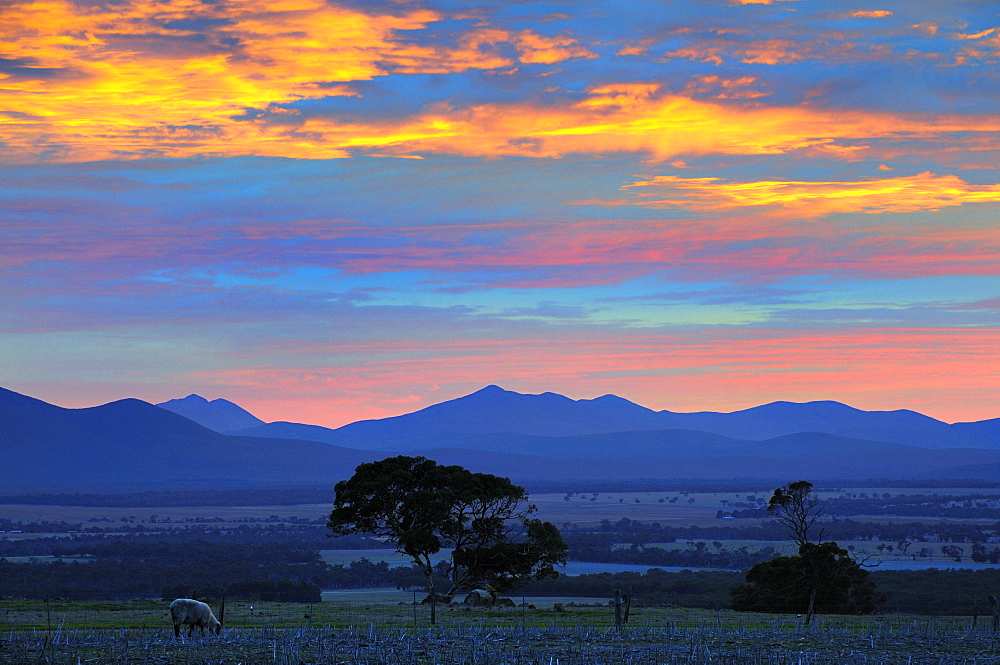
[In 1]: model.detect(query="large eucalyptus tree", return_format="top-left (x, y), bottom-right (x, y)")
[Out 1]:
top-left (327, 455), bottom-right (567, 624)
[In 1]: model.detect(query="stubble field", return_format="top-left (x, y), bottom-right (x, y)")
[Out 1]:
top-left (4, 600), bottom-right (1000, 664)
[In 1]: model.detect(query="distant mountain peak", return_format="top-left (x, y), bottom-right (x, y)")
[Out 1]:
top-left (470, 384), bottom-right (508, 395)
top-left (161, 394), bottom-right (210, 406)
top-left (590, 393), bottom-right (639, 405)
top-left (156, 393), bottom-right (265, 433)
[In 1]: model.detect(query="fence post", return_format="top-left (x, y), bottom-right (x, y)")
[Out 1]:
top-left (614, 589), bottom-right (623, 632)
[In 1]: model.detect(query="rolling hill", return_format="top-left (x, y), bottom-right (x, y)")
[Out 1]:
top-left (0, 386), bottom-right (379, 492)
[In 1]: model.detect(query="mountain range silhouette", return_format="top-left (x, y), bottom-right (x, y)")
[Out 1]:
top-left (3, 384), bottom-right (998, 492)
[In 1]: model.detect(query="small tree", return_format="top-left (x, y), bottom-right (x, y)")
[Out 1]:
top-left (327, 455), bottom-right (567, 624)
top-left (733, 480), bottom-right (881, 623)
top-left (767, 480), bottom-right (823, 547)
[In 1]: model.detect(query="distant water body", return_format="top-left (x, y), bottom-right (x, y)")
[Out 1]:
top-left (322, 550), bottom-right (1000, 575)
top-left (562, 562), bottom-right (728, 575)
top-left (565, 561), bottom-right (1000, 574)
top-left (568, 561), bottom-right (1000, 574)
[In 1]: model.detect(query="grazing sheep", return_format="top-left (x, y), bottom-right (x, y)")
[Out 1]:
top-left (169, 598), bottom-right (221, 637)
top-left (463, 589), bottom-right (494, 607)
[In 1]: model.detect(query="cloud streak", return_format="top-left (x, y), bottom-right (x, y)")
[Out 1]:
top-left (613, 172), bottom-right (1000, 216)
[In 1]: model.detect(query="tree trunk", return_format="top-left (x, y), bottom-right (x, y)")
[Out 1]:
top-left (805, 587), bottom-right (817, 626)
top-left (445, 580), bottom-right (465, 602)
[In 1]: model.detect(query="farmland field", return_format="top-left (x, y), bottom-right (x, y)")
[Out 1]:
top-left (0, 490), bottom-right (749, 528)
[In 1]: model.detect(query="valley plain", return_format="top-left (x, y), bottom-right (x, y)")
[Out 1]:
top-left (6, 486), bottom-right (1000, 573)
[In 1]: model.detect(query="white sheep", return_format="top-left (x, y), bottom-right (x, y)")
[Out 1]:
top-left (169, 598), bottom-right (222, 637)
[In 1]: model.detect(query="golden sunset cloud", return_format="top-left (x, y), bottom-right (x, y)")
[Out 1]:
top-left (0, 0), bottom-right (592, 161)
top-left (615, 172), bottom-right (1000, 216)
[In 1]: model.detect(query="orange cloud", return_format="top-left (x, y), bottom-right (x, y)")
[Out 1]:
top-left (512, 30), bottom-right (597, 64)
top-left (0, 0), bottom-right (593, 161)
top-left (322, 89), bottom-right (1000, 163)
top-left (1, 0), bottom-right (434, 105)
top-left (957, 28), bottom-right (997, 41)
top-left (850, 10), bottom-right (893, 18)
top-left (684, 75), bottom-right (768, 99)
top-left (4, 0), bottom-right (1000, 166)
top-left (386, 27), bottom-right (594, 74)
top-left (740, 40), bottom-right (806, 64)
top-left (616, 41), bottom-right (654, 57)
top-left (661, 38), bottom-right (891, 67)
top-left (953, 28), bottom-right (1000, 64)
top-left (616, 172), bottom-right (1000, 216)
top-left (0, 0), bottom-right (443, 159)
top-left (661, 45), bottom-right (726, 66)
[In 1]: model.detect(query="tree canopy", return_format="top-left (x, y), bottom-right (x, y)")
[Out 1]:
top-left (327, 455), bottom-right (567, 622)
top-left (731, 541), bottom-right (882, 615)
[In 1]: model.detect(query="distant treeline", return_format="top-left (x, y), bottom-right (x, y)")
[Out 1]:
top-left (522, 481), bottom-right (779, 494)
top-left (0, 540), bottom-right (417, 603)
top-left (821, 495), bottom-right (1000, 520)
top-left (563, 518), bottom-right (1000, 554)
top-left (0, 488), bottom-right (334, 507)
top-left (524, 480), bottom-right (1000, 494)
top-left (523, 568), bottom-right (742, 609)
top-left (0, 529), bottom-right (390, 558)
top-left (6, 482), bottom-right (1000, 506)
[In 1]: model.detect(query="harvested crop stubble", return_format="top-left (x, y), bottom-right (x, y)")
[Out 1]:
top-left (3, 622), bottom-right (1000, 664)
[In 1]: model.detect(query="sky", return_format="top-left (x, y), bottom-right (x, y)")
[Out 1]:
top-left (1, 0), bottom-right (998, 427)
